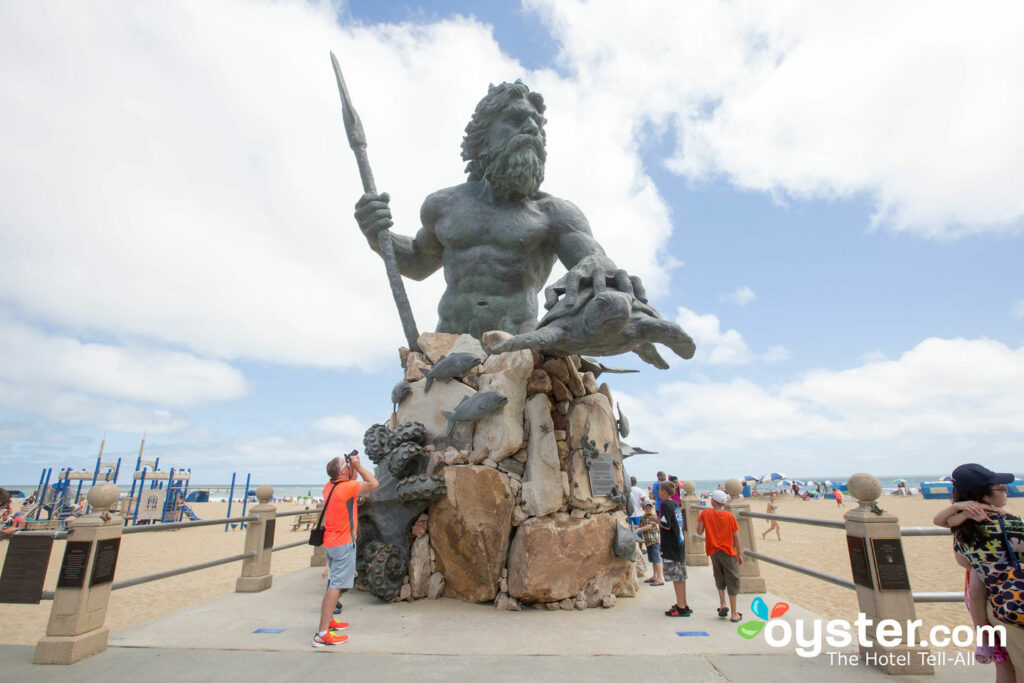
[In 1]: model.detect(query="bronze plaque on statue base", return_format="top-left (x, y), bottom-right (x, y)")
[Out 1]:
top-left (586, 453), bottom-right (616, 496)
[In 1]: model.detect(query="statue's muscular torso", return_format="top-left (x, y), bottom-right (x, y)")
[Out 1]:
top-left (388, 180), bottom-right (604, 338)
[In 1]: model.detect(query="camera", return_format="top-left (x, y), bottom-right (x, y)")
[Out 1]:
top-left (344, 449), bottom-right (358, 465)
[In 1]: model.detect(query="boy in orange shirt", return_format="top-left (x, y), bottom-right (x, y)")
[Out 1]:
top-left (697, 489), bottom-right (744, 622)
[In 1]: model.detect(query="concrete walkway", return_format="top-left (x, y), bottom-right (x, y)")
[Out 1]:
top-left (2, 564), bottom-right (977, 681)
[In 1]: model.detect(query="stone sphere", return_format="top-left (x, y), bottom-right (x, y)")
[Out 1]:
top-left (87, 482), bottom-right (120, 510)
top-left (847, 473), bottom-right (882, 502)
top-left (256, 484), bottom-right (274, 503)
top-left (682, 480), bottom-right (696, 496)
top-left (724, 478), bottom-right (743, 497)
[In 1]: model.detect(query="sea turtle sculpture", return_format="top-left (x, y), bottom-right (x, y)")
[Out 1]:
top-left (488, 273), bottom-right (696, 368)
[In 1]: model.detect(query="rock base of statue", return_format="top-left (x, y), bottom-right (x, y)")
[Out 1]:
top-left (357, 331), bottom-right (641, 610)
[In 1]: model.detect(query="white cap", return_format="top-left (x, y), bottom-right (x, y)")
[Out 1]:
top-left (710, 490), bottom-right (730, 505)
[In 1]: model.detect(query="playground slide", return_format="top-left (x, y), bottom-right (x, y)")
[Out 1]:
top-left (181, 505), bottom-right (201, 521)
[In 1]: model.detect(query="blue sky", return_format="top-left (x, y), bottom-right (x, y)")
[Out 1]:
top-left (1, 0), bottom-right (1022, 485)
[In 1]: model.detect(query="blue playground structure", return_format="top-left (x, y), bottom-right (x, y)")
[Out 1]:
top-left (124, 436), bottom-right (195, 526)
top-left (28, 438), bottom-right (121, 527)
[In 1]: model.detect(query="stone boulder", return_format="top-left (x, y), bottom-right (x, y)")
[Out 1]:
top-left (507, 514), bottom-right (635, 603)
top-left (470, 350), bottom-right (533, 463)
top-left (396, 378), bottom-right (475, 450)
top-left (428, 466), bottom-right (514, 602)
top-left (409, 534), bottom-right (431, 599)
top-left (566, 394), bottom-right (624, 512)
top-left (521, 394), bottom-right (562, 518)
top-left (417, 332), bottom-right (461, 364)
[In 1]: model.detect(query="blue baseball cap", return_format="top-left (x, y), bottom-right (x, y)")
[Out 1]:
top-left (951, 463), bottom-right (1013, 493)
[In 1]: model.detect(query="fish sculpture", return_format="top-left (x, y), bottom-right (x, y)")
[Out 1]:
top-left (423, 352), bottom-right (482, 393)
top-left (391, 380), bottom-right (411, 412)
top-left (441, 391), bottom-right (508, 438)
top-left (579, 357), bottom-right (639, 379)
top-left (616, 403), bottom-right (630, 439)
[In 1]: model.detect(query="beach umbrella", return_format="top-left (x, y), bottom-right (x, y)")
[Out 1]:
top-left (941, 476), bottom-right (952, 483)
top-left (743, 475), bottom-right (760, 482)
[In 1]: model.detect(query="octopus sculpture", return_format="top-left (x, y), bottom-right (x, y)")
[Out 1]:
top-left (356, 421), bottom-right (447, 601)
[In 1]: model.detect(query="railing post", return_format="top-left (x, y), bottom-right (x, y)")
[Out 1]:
top-left (235, 485), bottom-right (276, 592)
top-left (682, 481), bottom-right (708, 566)
top-left (844, 473), bottom-right (932, 675)
top-left (724, 478), bottom-right (766, 593)
top-left (310, 544), bottom-right (326, 566)
top-left (35, 483), bottom-right (123, 665)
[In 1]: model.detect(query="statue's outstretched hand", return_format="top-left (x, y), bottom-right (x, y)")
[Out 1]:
top-left (545, 254), bottom-right (648, 310)
top-left (355, 192), bottom-right (393, 240)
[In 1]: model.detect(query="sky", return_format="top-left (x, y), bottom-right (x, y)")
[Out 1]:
top-left (1, 0), bottom-right (1023, 486)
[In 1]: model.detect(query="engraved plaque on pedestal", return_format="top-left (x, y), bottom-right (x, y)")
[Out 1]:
top-left (57, 540), bottom-right (92, 589)
top-left (90, 537), bottom-right (121, 586)
top-left (846, 535), bottom-right (873, 589)
top-left (586, 453), bottom-right (616, 496)
top-left (263, 519), bottom-right (276, 550)
top-left (0, 535), bottom-right (55, 603)
top-left (871, 537), bottom-right (910, 591)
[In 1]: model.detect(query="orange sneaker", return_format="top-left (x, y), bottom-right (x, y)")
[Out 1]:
top-left (312, 630), bottom-right (348, 647)
top-left (328, 619), bottom-right (349, 631)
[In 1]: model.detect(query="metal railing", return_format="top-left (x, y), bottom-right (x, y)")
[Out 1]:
top-left (734, 509), bottom-right (964, 605)
top-left (31, 502), bottom-right (313, 601)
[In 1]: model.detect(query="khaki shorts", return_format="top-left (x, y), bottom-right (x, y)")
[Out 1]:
top-left (710, 550), bottom-right (740, 595)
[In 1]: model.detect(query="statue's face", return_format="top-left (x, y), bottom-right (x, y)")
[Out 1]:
top-left (488, 100), bottom-right (546, 156)
top-left (482, 100), bottom-right (547, 199)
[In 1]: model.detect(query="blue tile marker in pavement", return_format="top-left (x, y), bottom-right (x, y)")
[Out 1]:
top-left (253, 628), bottom-right (286, 634)
top-left (676, 631), bottom-right (710, 637)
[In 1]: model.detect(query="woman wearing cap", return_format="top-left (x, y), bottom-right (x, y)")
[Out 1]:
top-left (940, 463), bottom-right (1023, 677)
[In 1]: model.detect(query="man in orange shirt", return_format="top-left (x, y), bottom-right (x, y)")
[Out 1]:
top-left (697, 490), bottom-right (745, 622)
top-left (313, 452), bottom-right (378, 648)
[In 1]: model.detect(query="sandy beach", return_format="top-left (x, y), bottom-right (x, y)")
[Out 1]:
top-left (2, 493), bottom-right (1021, 651)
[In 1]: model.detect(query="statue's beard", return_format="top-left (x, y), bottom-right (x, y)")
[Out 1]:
top-left (483, 135), bottom-right (546, 199)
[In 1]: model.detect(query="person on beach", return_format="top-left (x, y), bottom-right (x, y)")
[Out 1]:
top-left (313, 453), bottom-right (378, 648)
top-left (936, 463), bottom-right (1023, 678)
top-left (668, 476), bottom-right (683, 505)
top-left (627, 476), bottom-right (646, 528)
top-left (833, 487), bottom-right (844, 507)
top-left (0, 489), bottom-right (26, 537)
top-left (652, 471), bottom-right (667, 514)
top-left (697, 490), bottom-right (745, 622)
top-left (657, 480), bottom-right (691, 617)
top-left (637, 502), bottom-right (664, 586)
top-left (761, 491), bottom-right (781, 541)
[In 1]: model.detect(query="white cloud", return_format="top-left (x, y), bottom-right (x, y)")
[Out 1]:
top-left (720, 286), bottom-right (756, 306)
top-left (530, 0), bottom-right (1024, 237)
top-left (312, 413), bottom-right (366, 440)
top-left (0, 0), bottom-right (677, 377)
top-left (675, 307), bottom-right (752, 364)
top-left (0, 317), bottom-right (248, 407)
top-left (1011, 300), bottom-right (1024, 319)
top-left (620, 337), bottom-right (1024, 478)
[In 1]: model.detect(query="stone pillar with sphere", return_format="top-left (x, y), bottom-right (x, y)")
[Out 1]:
top-left (844, 473), bottom-right (932, 675)
top-left (682, 480), bottom-right (708, 566)
top-left (724, 478), bottom-right (766, 593)
top-left (236, 485), bottom-right (277, 592)
top-left (34, 483), bottom-right (123, 665)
